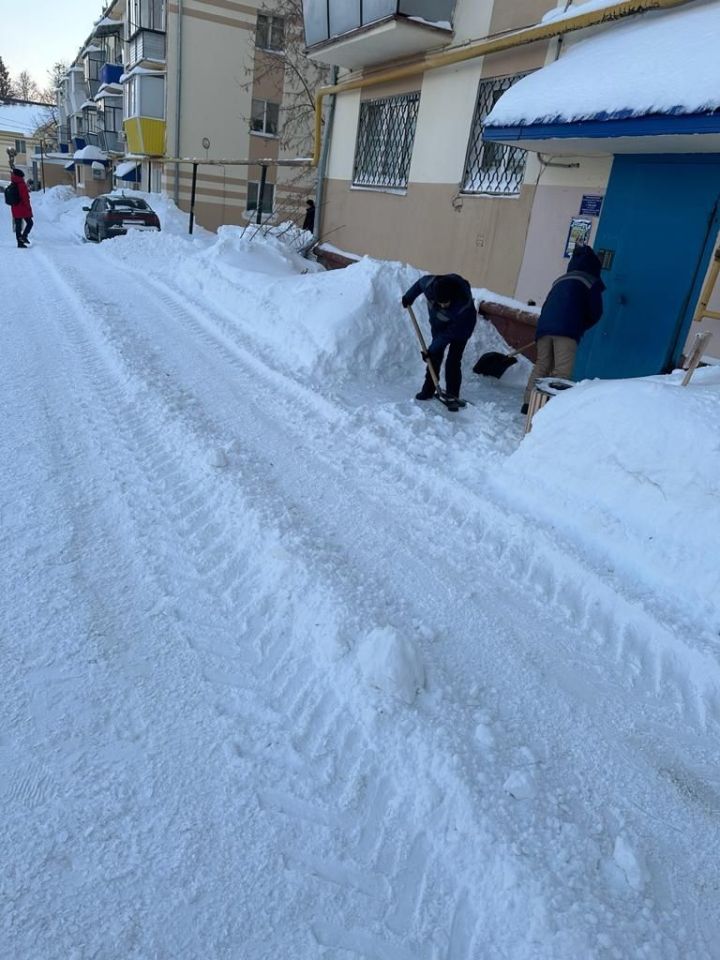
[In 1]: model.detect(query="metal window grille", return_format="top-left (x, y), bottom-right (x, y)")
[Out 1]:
top-left (353, 92), bottom-right (420, 189)
top-left (462, 74), bottom-right (528, 196)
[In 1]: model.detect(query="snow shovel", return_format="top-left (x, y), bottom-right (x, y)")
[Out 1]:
top-left (405, 305), bottom-right (465, 410)
top-left (473, 340), bottom-right (535, 379)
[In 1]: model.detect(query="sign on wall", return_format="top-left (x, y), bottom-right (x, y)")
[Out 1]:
top-left (564, 217), bottom-right (593, 258)
top-left (579, 194), bottom-right (604, 217)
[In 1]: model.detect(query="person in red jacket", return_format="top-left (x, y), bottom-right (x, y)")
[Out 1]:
top-left (10, 168), bottom-right (33, 248)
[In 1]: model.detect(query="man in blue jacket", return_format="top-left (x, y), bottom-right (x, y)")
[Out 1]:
top-left (521, 244), bottom-right (605, 413)
top-left (402, 273), bottom-right (477, 402)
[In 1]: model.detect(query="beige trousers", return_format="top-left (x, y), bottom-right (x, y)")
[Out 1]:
top-left (523, 335), bottom-right (577, 405)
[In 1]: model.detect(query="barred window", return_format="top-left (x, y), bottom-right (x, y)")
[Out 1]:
top-left (463, 75), bottom-right (528, 196)
top-left (353, 92), bottom-right (420, 190)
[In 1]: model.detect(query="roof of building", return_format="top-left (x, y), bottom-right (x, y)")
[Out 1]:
top-left (485, 0), bottom-right (720, 130)
top-left (0, 101), bottom-right (51, 137)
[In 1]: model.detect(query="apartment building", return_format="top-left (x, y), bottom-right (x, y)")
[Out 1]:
top-left (304, 0), bottom-right (720, 377)
top-left (58, 0), bottom-right (327, 228)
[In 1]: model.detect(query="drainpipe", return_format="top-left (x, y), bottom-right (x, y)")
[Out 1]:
top-left (313, 65), bottom-right (338, 243)
top-left (173, 0), bottom-right (183, 204)
top-left (311, 0), bottom-right (694, 166)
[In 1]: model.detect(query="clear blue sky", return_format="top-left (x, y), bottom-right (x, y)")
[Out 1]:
top-left (1, 0), bottom-right (107, 87)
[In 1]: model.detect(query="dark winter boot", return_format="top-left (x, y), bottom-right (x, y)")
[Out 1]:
top-left (415, 387), bottom-right (435, 401)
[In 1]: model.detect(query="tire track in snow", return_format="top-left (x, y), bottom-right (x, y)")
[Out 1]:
top-left (31, 248), bottom-right (486, 958)
top-left (100, 247), bottom-right (720, 734)
top-left (28, 244), bottom-right (720, 957)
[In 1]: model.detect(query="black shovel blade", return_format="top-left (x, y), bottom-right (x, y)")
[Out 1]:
top-left (472, 352), bottom-right (518, 379)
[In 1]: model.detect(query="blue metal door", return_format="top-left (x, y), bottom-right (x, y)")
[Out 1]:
top-left (574, 154), bottom-right (720, 380)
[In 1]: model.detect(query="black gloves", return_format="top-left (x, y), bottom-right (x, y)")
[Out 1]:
top-left (401, 294), bottom-right (413, 308)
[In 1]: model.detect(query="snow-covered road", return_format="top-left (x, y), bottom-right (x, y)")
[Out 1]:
top-left (3, 196), bottom-right (719, 959)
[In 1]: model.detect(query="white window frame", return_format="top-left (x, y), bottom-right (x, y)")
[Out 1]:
top-left (246, 180), bottom-right (275, 215)
top-left (255, 13), bottom-right (284, 52)
top-left (250, 99), bottom-right (280, 137)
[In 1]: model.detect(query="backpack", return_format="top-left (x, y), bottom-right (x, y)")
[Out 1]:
top-left (4, 181), bottom-right (20, 206)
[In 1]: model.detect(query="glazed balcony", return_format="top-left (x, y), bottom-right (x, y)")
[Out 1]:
top-left (303, 0), bottom-right (455, 69)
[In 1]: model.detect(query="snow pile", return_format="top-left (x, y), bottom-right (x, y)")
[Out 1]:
top-left (486, 1), bottom-right (720, 127)
top-left (500, 368), bottom-right (720, 625)
top-left (81, 202), bottom-right (515, 388)
top-left (356, 626), bottom-right (425, 704)
top-left (206, 225), bottom-right (323, 278)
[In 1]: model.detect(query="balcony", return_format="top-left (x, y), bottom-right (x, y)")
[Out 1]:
top-left (124, 117), bottom-right (165, 156)
top-left (100, 63), bottom-right (124, 87)
top-left (303, 0), bottom-right (455, 69)
top-left (126, 30), bottom-right (166, 70)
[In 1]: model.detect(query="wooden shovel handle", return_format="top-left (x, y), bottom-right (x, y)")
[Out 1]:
top-left (406, 305), bottom-right (441, 391)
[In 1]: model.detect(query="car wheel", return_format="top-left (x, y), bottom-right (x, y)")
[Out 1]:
top-left (84, 223), bottom-right (92, 241)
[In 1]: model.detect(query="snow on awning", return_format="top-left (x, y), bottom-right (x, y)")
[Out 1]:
top-left (74, 145), bottom-right (108, 162)
top-left (483, 2), bottom-right (720, 154)
top-left (114, 160), bottom-right (141, 181)
top-left (64, 161), bottom-right (75, 171)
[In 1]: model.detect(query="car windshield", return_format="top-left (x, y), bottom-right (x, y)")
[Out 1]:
top-left (107, 198), bottom-right (150, 212)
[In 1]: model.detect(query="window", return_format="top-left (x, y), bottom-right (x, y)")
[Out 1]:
top-left (352, 92), bottom-right (420, 189)
top-left (462, 74), bottom-right (528, 196)
top-left (14, 139), bottom-right (26, 154)
top-left (250, 99), bottom-right (280, 136)
top-left (124, 74), bottom-right (165, 119)
top-left (102, 105), bottom-right (122, 133)
top-left (256, 13), bottom-right (284, 51)
top-left (85, 57), bottom-right (102, 83)
top-left (127, 0), bottom-right (165, 37)
top-left (84, 108), bottom-right (99, 135)
top-left (247, 181), bottom-right (275, 214)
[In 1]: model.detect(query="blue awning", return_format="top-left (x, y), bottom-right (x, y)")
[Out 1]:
top-left (114, 161), bottom-right (141, 182)
top-left (483, 3), bottom-right (720, 156)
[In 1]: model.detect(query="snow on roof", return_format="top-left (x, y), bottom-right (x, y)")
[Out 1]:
top-left (0, 102), bottom-right (49, 136)
top-left (486, 1), bottom-right (720, 129)
top-left (115, 160), bottom-right (140, 178)
top-left (74, 145), bottom-right (108, 161)
top-left (541, 0), bottom-right (628, 25)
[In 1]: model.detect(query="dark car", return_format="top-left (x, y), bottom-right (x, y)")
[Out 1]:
top-left (83, 194), bottom-right (161, 241)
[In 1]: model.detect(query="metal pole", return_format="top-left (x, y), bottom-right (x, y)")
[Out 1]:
top-left (40, 140), bottom-right (46, 193)
top-left (256, 163), bottom-right (268, 225)
top-left (189, 162), bottom-right (198, 234)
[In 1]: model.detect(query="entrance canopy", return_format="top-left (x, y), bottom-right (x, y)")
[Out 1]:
top-left (115, 160), bottom-right (141, 182)
top-left (483, 0), bottom-right (720, 155)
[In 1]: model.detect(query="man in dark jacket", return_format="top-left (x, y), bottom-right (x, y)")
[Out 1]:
top-left (302, 199), bottom-right (315, 233)
top-left (402, 273), bottom-right (477, 401)
top-left (521, 244), bottom-right (605, 412)
top-left (9, 168), bottom-right (33, 248)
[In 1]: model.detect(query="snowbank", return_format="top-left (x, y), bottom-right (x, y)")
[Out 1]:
top-left (501, 368), bottom-right (720, 625)
top-left (56, 191), bottom-right (520, 388)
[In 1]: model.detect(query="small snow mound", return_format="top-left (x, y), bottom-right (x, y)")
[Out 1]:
top-left (208, 448), bottom-right (228, 468)
top-left (605, 835), bottom-right (648, 893)
top-left (503, 769), bottom-right (538, 800)
top-left (204, 225), bottom-right (323, 277)
top-left (356, 626), bottom-right (425, 705)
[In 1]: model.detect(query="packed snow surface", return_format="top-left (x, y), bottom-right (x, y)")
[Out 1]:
top-left (486, 0), bottom-right (720, 127)
top-left (2, 188), bottom-right (720, 959)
